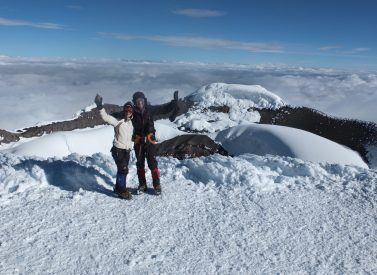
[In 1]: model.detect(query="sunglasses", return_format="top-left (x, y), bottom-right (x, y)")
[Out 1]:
top-left (124, 106), bottom-right (133, 113)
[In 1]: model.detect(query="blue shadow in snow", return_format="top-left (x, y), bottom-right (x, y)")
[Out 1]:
top-left (14, 159), bottom-right (115, 197)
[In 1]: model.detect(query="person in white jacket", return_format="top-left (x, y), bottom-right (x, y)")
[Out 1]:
top-left (95, 94), bottom-right (134, 199)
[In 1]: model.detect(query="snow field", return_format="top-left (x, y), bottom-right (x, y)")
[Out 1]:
top-left (1, 153), bottom-right (377, 273)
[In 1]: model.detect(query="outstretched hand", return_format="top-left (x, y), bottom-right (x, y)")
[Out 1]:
top-left (168, 90), bottom-right (181, 122)
top-left (94, 94), bottom-right (103, 109)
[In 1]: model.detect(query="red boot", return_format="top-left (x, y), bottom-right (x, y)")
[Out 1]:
top-left (151, 168), bottom-right (161, 195)
top-left (137, 168), bottom-right (147, 193)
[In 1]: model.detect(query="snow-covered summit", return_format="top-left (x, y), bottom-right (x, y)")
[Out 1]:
top-left (188, 82), bottom-right (285, 109)
top-left (175, 83), bottom-right (285, 132)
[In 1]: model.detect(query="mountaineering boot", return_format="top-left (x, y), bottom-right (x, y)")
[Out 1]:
top-left (117, 188), bottom-right (132, 200)
top-left (113, 172), bottom-right (132, 200)
top-left (153, 184), bottom-right (162, 195)
top-left (151, 167), bottom-right (162, 195)
top-left (137, 168), bottom-right (147, 193)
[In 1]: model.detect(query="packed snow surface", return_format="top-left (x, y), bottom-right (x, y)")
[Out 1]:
top-left (215, 124), bottom-right (368, 168)
top-left (1, 153), bottom-right (376, 274)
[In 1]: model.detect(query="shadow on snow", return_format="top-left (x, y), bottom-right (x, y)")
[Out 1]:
top-left (14, 159), bottom-right (115, 197)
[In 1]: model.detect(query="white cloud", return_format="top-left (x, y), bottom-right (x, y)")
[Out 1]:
top-left (65, 5), bottom-right (83, 11)
top-left (318, 46), bottom-right (372, 55)
top-left (319, 46), bottom-right (342, 51)
top-left (172, 8), bottom-right (226, 18)
top-left (99, 33), bottom-right (284, 53)
top-left (345, 47), bottom-right (371, 54)
top-left (0, 17), bottom-right (64, 29)
top-left (0, 57), bottom-right (377, 130)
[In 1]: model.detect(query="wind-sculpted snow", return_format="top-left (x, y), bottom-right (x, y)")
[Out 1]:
top-left (215, 124), bottom-right (368, 168)
top-left (1, 152), bottom-right (376, 273)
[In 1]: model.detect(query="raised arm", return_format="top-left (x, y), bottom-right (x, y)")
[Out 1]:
top-left (109, 91), bottom-right (193, 122)
top-left (95, 94), bottom-right (120, 127)
top-left (149, 91), bottom-right (193, 121)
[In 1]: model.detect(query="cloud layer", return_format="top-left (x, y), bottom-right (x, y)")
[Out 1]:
top-left (0, 17), bottom-right (64, 29)
top-left (0, 57), bottom-right (376, 130)
top-left (172, 9), bottom-right (226, 18)
top-left (100, 33), bottom-right (284, 53)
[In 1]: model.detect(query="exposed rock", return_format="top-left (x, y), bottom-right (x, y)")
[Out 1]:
top-left (0, 129), bottom-right (18, 144)
top-left (0, 104), bottom-right (121, 144)
top-left (202, 106), bottom-right (230, 113)
top-left (155, 134), bottom-right (229, 159)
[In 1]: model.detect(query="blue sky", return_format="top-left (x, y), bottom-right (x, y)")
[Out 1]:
top-left (0, 0), bottom-right (376, 68)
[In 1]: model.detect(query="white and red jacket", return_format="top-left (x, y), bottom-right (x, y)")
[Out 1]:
top-left (99, 108), bottom-right (133, 150)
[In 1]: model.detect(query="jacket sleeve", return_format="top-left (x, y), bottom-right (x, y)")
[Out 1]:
top-left (149, 91), bottom-right (193, 121)
top-left (99, 108), bottom-right (120, 127)
top-left (149, 100), bottom-right (175, 118)
top-left (147, 110), bottom-right (156, 134)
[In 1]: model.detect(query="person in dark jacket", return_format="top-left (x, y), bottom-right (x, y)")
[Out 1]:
top-left (132, 91), bottom-right (161, 194)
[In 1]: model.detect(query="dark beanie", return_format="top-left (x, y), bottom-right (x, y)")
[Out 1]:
top-left (132, 91), bottom-right (146, 104)
top-left (123, 101), bottom-right (133, 110)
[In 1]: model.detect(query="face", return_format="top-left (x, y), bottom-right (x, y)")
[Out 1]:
top-left (124, 106), bottom-right (133, 118)
top-left (136, 98), bottom-right (145, 110)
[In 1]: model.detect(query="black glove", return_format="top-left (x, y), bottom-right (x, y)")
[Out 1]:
top-left (94, 94), bottom-right (103, 110)
top-left (169, 90), bottom-right (180, 122)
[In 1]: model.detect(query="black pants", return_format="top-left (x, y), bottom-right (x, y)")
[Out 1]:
top-left (111, 146), bottom-right (130, 175)
top-left (134, 143), bottom-right (158, 170)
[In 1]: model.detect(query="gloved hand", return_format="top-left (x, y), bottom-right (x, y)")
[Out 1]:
top-left (169, 90), bottom-right (180, 122)
top-left (94, 94), bottom-right (103, 110)
top-left (147, 133), bottom-right (157, 144)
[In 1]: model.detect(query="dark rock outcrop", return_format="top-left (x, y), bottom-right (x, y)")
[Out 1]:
top-left (155, 134), bottom-right (229, 159)
top-left (0, 129), bottom-right (18, 144)
top-left (0, 104), bottom-right (122, 144)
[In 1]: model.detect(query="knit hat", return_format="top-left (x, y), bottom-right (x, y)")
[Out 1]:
top-left (132, 91), bottom-right (147, 105)
top-left (123, 101), bottom-right (133, 113)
